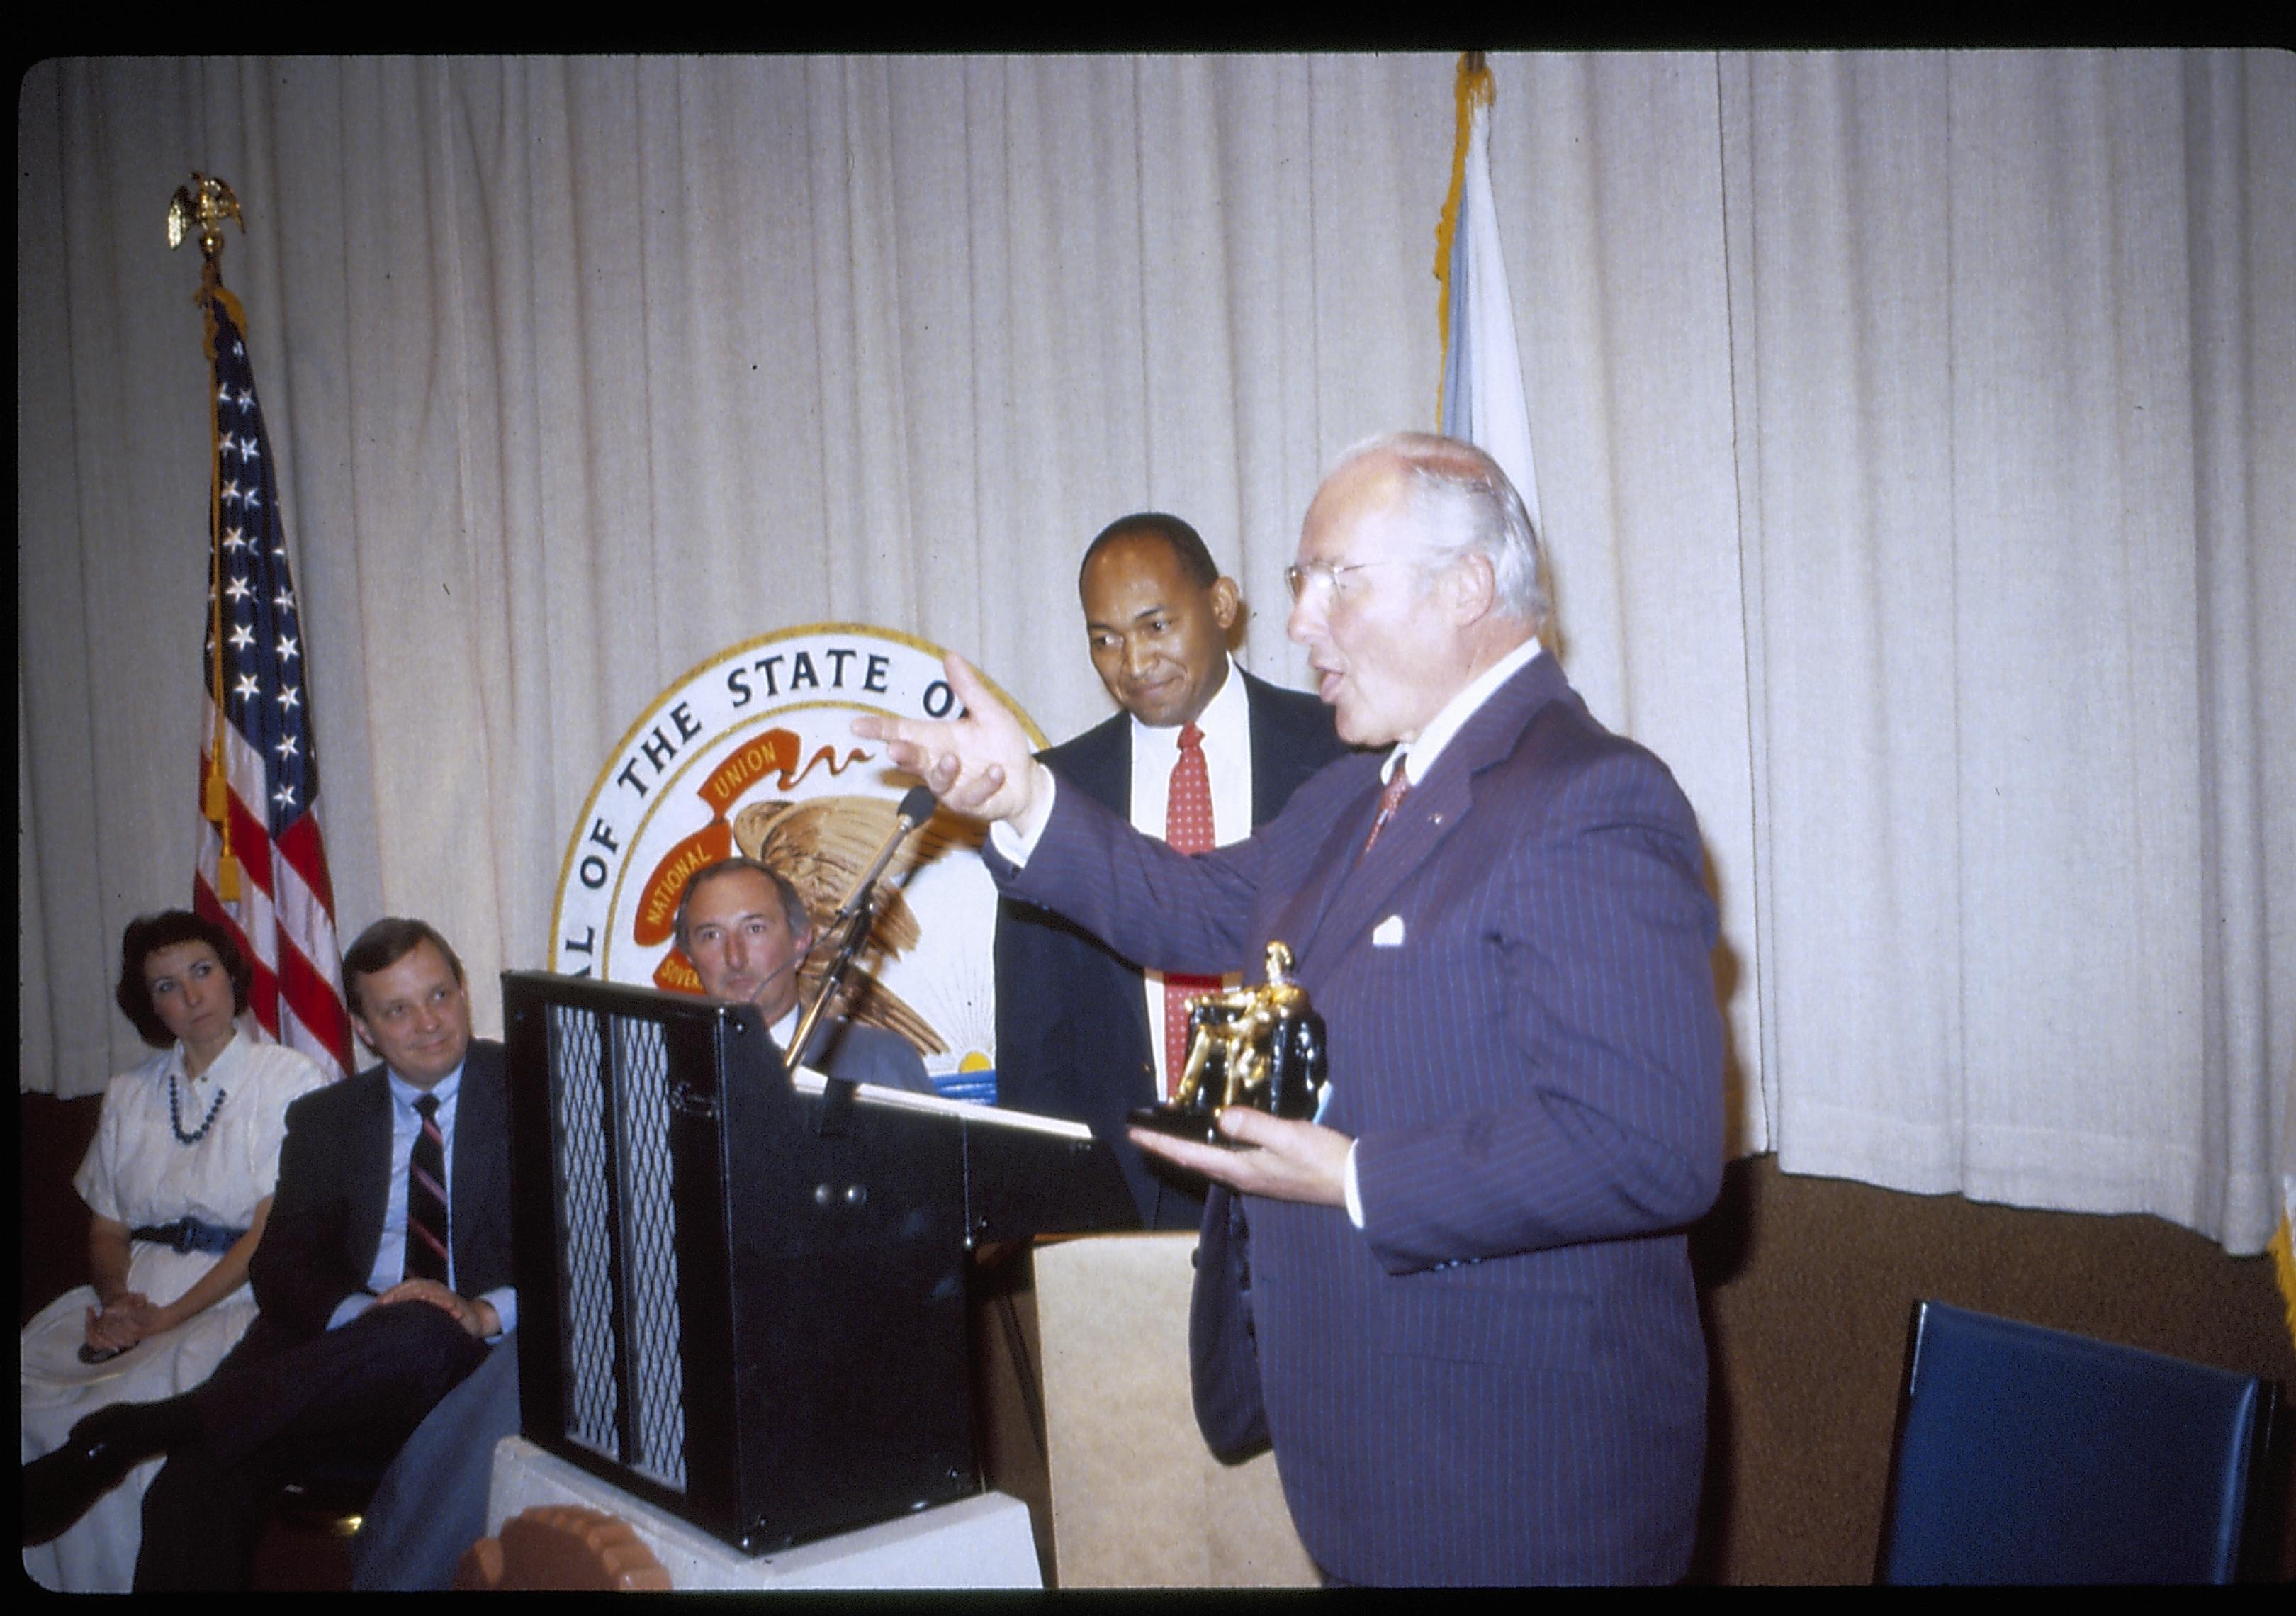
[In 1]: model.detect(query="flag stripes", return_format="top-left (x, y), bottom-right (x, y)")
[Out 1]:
top-left (193, 281), bottom-right (353, 1082)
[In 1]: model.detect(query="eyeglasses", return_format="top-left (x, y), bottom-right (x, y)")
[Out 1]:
top-left (1283, 559), bottom-right (1410, 605)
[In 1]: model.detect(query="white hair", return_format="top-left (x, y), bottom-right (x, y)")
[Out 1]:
top-left (1329, 432), bottom-right (1550, 630)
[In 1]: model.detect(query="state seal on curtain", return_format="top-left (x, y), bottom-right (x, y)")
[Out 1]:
top-left (548, 624), bottom-right (1045, 1104)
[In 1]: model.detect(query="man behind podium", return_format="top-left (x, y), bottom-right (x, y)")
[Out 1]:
top-left (994, 514), bottom-right (1346, 1228)
top-left (678, 856), bottom-right (933, 1092)
top-left (858, 434), bottom-right (1724, 1584)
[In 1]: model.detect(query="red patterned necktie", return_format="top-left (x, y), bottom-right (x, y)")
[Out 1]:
top-left (404, 1093), bottom-right (451, 1284)
top-left (1162, 724), bottom-right (1222, 1100)
top-left (1361, 765), bottom-right (1412, 855)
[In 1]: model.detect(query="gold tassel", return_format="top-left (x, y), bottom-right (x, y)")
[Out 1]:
top-left (201, 264), bottom-right (240, 899)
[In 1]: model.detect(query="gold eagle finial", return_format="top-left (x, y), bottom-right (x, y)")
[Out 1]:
top-left (167, 172), bottom-right (244, 259)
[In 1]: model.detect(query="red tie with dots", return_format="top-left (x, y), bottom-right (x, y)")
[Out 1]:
top-left (1361, 765), bottom-right (1412, 855)
top-left (1162, 724), bottom-right (1221, 1100)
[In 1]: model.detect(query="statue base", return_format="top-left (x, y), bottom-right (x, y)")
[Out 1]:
top-left (1127, 1105), bottom-right (1252, 1150)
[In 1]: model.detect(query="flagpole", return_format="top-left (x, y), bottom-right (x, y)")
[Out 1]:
top-left (168, 175), bottom-right (355, 1079)
top-left (171, 174), bottom-right (247, 902)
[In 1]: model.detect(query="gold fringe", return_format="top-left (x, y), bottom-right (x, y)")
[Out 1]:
top-left (199, 266), bottom-right (247, 905)
top-left (1434, 52), bottom-right (1495, 432)
top-left (2270, 1211), bottom-right (2296, 1356)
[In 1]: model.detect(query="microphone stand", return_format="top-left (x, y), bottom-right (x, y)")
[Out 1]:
top-left (790, 889), bottom-right (875, 1065)
top-left (794, 785), bottom-right (936, 1135)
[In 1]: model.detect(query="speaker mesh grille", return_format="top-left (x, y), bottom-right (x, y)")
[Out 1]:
top-left (546, 1004), bottom-right (687, 1492)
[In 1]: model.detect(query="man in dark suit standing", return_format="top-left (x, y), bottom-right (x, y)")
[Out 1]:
top-left (860, 436), bottom-right (1723, 1584)
top-left (20, 917), bottom-right (514, 1588)
top-left (995, 514), bottom-right (1347, 1228)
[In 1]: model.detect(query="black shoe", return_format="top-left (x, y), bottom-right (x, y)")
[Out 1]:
top-left (21, 1410), bottom-right (159, 1547)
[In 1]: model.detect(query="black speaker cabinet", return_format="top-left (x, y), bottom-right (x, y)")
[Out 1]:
top-left (502, 970), bottom-right (1131, 1554)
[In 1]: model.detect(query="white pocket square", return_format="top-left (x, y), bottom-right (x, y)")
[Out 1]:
top-left (1371, 914), bottom-right (1406, 948)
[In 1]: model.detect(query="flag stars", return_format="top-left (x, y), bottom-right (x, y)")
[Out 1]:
top-left (199, 332), bottom-right (347, 1065)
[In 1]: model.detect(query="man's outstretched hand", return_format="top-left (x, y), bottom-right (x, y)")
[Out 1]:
top-left (851, 653), bottom-right (1044, 828)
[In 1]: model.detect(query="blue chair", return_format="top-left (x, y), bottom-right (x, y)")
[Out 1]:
top-left (1876, 1301), bottom-right (2275, 1583)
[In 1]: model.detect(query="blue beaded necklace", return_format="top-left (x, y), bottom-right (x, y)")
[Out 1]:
top-left (169, 1071), bottom-right (229, 1145)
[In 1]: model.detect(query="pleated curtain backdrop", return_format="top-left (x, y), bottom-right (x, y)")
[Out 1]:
top-left (18, 52), bottom-right (2291, 1253)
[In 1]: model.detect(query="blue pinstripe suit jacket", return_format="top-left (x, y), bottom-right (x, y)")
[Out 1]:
top-left (990, 651), bottom-right (1723, 1584)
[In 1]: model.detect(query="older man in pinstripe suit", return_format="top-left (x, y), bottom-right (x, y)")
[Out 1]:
top-left (859, 432), bottom-right (1723, 1584)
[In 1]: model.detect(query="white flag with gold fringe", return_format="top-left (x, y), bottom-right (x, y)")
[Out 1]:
top-left (1436, 53), bottom-right (1542, 534)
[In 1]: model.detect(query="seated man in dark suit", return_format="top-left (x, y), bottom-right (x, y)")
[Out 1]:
top-left (994, 513), bottom-right (1349, 1227)
top-left (344, 857), bottom-right (928, 1590)
top-left (21, 917), bottom-right (514, 1589)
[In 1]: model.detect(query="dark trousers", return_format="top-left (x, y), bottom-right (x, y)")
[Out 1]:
top-left (133, 1301), bottom-right (489, 1590)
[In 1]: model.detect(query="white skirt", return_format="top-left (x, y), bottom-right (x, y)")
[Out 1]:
top-left (21, 1243), bottom-right (259, 1593)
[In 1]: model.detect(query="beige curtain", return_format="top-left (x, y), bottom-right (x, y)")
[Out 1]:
top-left (18, 52), bottom-right (2290, 1253)
top-left (1717, 52), bottom-right (2292, 1252)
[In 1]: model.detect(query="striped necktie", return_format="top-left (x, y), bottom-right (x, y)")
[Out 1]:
top-left (404, 1093), bottom-right (451, 1284)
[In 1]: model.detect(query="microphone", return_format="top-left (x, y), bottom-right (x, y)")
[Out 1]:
top-left (824, 785), bottom-right (939, 933)
top-left (788, 785), bottom-right (938, 1084)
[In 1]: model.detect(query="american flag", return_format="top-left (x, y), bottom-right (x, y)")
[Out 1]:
top-left (193, 284), bottom-right (354, 1082)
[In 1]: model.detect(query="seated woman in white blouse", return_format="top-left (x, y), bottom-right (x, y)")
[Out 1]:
top-left (20, 911), bottom-right (326, 1593)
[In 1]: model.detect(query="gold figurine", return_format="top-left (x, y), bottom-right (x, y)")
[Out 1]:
top-left (1133, 941), bottom-right (1329, 1145)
